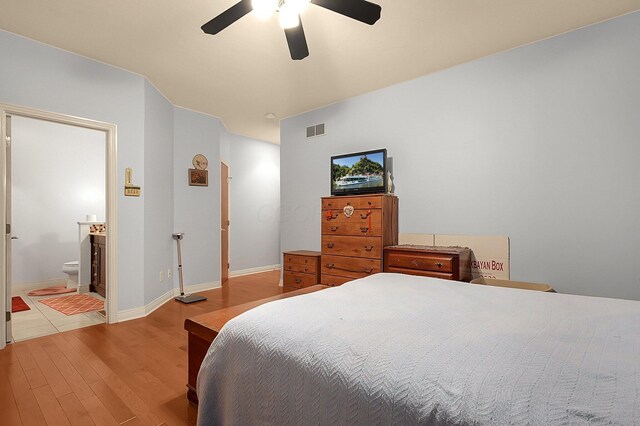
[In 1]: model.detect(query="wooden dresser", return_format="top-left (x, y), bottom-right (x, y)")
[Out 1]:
top-left (321, 194), bottom-right (398, 286)
top-left (384, 245), bottom-right (472, 282)
top-left (90, 234), bottom-right (106, 297)
top-left (282, 250), bottom-right (321, 292)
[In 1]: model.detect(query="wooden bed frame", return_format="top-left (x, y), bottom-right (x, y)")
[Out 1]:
top-left (184, 285), bottom-right (328, 405)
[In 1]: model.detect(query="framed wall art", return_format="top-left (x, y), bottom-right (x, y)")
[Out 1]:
top-left (188, 168), bottom-right (208, 186)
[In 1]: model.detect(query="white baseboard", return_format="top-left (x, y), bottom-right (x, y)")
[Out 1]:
top-left (12, 279), bottom-right (66, 295)
top-left (180, 281), bottom-right (222, 295)
top-left (116, 306), bottom-right (147, 323)
top-left (116, 281), bottom-right (221, 323)
top-left (230, 264), bottom-right (280, 278)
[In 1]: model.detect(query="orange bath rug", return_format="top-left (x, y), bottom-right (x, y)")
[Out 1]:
top-left (40, 294), bottom-right (104, 316)
top-left (12, 296), bottom-right (30, 313)
top-left (28, 285), bottom-right (76, 297)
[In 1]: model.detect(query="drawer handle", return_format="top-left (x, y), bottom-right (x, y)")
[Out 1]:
top-left (326, 213), bottom-right (338, 220)
top-left (364, 245), bottom-right (374, 251)
top-left (330, 226), bottom-right (338, 232)
top-left (326, 243), bottom-right (335, 248)
top-left (436, 262), bottom-right (443, 268)
top-left (359, 211), bottom-right (371, 219)
top-left (325, 263), bottom-right (373, 274)
top-left (327, 202), bottom-right (332, 207)
top-left (295, 278), bottom-right (302, 284)
top-left (360, 227), bottom-right (369, 233)
top-left (304, 267), bottom-right (308, 272)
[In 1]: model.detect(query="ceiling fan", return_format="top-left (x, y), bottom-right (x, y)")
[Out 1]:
top-left (201, 0), bottom-right (382, 60)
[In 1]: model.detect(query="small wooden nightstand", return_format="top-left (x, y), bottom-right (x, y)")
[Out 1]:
top-left (283, 250), bottom-right (321, 292)
top-left (383, 245), bottom-right (472, 282)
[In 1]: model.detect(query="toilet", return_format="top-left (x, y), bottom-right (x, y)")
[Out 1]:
top-left (62, 261), bottom-right (79, 290)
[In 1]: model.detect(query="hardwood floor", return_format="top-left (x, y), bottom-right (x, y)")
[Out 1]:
top-left (0, 270), bottom-right (283, 425)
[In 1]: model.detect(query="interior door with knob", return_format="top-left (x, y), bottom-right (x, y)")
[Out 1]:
top-left (221, 162), bottom-right (229, 286)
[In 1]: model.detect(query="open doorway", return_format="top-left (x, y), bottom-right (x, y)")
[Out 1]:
top-left (10, 116), bottom-right (106, 341)
top-left (1, 104), bottom-right (118, 349)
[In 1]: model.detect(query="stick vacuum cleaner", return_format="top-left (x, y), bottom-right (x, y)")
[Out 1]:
top-left (173, 233), bottom-right (207, 304)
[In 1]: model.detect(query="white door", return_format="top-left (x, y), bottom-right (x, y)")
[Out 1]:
top-left (4, 115), bottom-right (12, 343)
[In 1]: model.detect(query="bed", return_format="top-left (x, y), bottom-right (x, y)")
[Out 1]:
top-left (197, 273), bottom-right (640, 425)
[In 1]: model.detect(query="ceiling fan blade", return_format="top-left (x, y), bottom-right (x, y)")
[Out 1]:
top-left (201, 0), bottom-right (253, 35)
top-left (310, 0), bottom-right (381, 25)
top-left (284, 20), bottom-right (310, 60)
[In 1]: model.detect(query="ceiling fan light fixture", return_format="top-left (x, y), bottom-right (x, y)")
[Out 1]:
top-left (278, 4), bottom-right (300, 29)
top-left (286, 0), bottom-right (310, 15)
top-left (252, 0), bottom-right (278, 20)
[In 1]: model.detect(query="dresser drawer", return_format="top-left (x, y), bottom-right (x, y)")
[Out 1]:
top-left (321, 235), bottom-right (382, 259)
top-left (322, 210), bottom-right (382, 236)
top-left (324, 208), bottom-right (380, 224)
top-left (283, 271), bottom-right (317, 289)
top-left (321, 255), bottom-right (381, 279)
top-left (320, 274), bottom-right (353, 287)
top-left (385, 266), bottom-right (454, 280)
top-left (322, 196), bottom-right (383, 210)
top-left (385, 252), bottom-right (454, 273)
top-left (283, 255), bottom-right (317, 273)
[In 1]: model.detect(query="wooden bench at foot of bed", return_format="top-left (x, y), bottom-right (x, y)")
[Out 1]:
top-left (184, 285), bottom-right (328, 405)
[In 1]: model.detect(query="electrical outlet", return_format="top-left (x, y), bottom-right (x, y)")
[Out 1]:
top-left (167, 269), bottom-right (172, 279)
top-left (159, 271), bottom-right (163, 282)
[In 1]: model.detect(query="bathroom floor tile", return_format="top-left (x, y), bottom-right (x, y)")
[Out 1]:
top-left (52, 315), bottom-right (103, 332)
top-left (89, 292), bottom-right (105, 301)
top-left (11, 311), bottom-right (51, 330)
top-left (84, 310), bottom-right (107, 322)
top-left (13, 322), bottom-right (58, 342)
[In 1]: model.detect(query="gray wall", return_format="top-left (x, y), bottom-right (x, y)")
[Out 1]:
top-left (173, 107), bottom-right (222, 288)
top-left (225, 131), bottom-right (281, 272)
top-left (281, 12), bottom-right (640, 300)
top-left (0, 29), bottom-right (146, 310)
top-left (143, 82), bottom-right (174, 304)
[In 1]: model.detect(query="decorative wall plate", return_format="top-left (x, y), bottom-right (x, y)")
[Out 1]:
top-left (192, 154), bottom-right (209, 170)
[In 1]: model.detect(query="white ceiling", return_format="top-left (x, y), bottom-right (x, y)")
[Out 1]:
top-left (1, 0), bottom-right (639, 144)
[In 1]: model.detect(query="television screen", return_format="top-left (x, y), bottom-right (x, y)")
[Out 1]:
top-left (331, 148), bottom-right (387, 196)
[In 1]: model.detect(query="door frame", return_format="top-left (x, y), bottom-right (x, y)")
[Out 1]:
top-left (0, 103), bottom-right (118, 349)
top-left (220, 161), bottom-right (230, 286)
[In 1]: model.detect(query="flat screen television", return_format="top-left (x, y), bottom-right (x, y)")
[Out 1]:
top-left (331, 148), bottom-right (387, 196)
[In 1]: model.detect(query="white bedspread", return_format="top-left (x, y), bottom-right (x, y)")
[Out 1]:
top-left (197, 273), bottom-right (640, 425)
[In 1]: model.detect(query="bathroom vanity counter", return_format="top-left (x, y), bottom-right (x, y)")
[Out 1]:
top-left (90, 234), bottom-right (106, 297)
top-left (77, 221), bottom-right (106, 294)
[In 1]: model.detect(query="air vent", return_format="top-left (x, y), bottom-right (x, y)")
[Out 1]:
top-left (306, 126), bottom-right (315, 138)
top-left (306, 123), bottom-right (325, 139)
